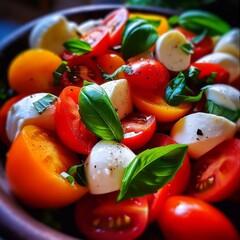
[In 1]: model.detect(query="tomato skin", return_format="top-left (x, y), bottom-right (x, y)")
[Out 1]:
top-left (124, 59), bottom-right (170, 92)
top-left (187, 138), bottom-right (240, 202)
top-left (158, 196), bottom-right (239, 240)
top-left (176, 27), bottom-right (214, 62)
top-left (143, 133), bottom-right (191, 223)
top-left (102, 8), bottom-right (129, 47)
top-left (6, 125), bottom-right (88, 208)
top-left (55, 86), bottom-right (98, 154)
top-left (75, 191), bottom-right (148, 240)
top-left (0, 94), bottom-right (26, 146)
top-left (191, 62), bottom-right (230, 85)
top-left (96, 53), bottom-right (126, 79)
top-left (61, 55), bottom-right (104, 88)
top-left (81, 26), bottom-right (110, 56)
top-left (121, 112), bottom-right (156, 150)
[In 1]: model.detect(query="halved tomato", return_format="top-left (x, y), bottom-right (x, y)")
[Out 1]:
top-left (75, 191), bottom-right (148, 240)
top-left (102, 8), bottom-right (129, 47)
top-left (121, 112), bottom-right (156, 150)
top-left (187, 138), bottom-right (240, 202)
top-left (61, 55), bottom-right (104, 87)
top-left (55, 86), bottom-right (98, 154)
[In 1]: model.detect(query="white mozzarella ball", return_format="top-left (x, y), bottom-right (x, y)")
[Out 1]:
top-left (155, 30), bottom-right (191, 71)
top-left (84, 140), bottom-right (136, 194)
top-left (170, 112), bottom-right (237, 159)
top-left (6, 93), bottom-right (57, 142)
top-left (101, 79), bottom-right (133, 119)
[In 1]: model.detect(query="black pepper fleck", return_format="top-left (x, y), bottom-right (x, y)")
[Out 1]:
top-left (197, 129), bottom-right (204, 136)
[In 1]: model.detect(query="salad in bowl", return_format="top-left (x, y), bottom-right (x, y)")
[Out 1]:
top-left (0, 5), bottom-right (239, 240)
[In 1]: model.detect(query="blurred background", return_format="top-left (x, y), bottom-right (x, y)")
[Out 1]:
top-left (0, 0), bottom-right (239, 41)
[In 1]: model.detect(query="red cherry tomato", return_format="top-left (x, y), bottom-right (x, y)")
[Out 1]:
top-left (121, 112), bottom-right (156, 150)
top-left (187, 138), bottom-right (240, 202)
top-left (158, 195), bottom-right (239, 240)
top-left (81, 26), bottom-right (110, 56)
top-left (176, 27), bottom-right (214, 62)
top-left (143, 133), bottom-right (191, 223)
top-left (55, 86), bottom-right (98, 154)
top-left (74, 191), bottom-right (148, 240)
top-left (102, 8), bottom-right (129, 47)
top-left (124, 59), bottom-right (170, 93)
top-left (61, 55), bottom-right (104, 87)
top-left (191, 62), bottom-right (230, 85)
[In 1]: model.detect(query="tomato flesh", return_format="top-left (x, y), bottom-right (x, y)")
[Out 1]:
top-left (121, 112), bottom-right (156, 150)
top-left (75, 191), bottom-right (148, 240)
top-left (187, 138), bottom-right (240, 202)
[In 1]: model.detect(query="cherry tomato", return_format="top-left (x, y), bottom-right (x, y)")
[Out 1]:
top-left (75, 191), bottom-right (148, 240)
top-left (61, 55), bottom-right (104, 87)
top-left (124, 59), bottom-right (170, 93)
top-left (176, 27), bottom-right (214, 62)
top-left (0, 94), bottom-right (26, 146)
top-left (158, 196), bottom-right (239, 240)
top-left (55, 86), bottom-right (98, 154)
top-left (81, 26), bottom-right (110, 56)
top-left (132, 89), bottom-right (192, 122)
top-left (187, 138), bottom-right (240, 202)
top-left (96, 53), bottom-right (126, 79)
top-left (121, 112), bottom-right (156, 150)
top-left (143, 133), bottom-right (191, 223)
top-left (191, 62), bottom-right (230, 85)
top-left (6, 125), bottom-right (88, 208)
top-left (102, 8), bottom-right (129, 47)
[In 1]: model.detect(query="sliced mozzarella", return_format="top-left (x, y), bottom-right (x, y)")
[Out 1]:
top-left (170, 112), bottom-right (237, 159)
top-left (196, 52), bottom-right (240, 83)
top-left (84, 140), bottom-right (136, 194)
top-left (77, 19), bottom-right (103, 35)
top-left (203, 84), bottom-right (240, 111)
top-left (214, 28), bottom-right (240, 59)
top-left (155, 30), bottom-right (191, 71)
top-left (29, 14), bottom-right (78, 55)
top-left (101, 79), bottom-right (133, 119)
top-left (6, 93), bottom-right (57, 142)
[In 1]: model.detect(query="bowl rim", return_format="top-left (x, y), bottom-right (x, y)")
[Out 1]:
top-left (0, 4), bottom-right (178, 240)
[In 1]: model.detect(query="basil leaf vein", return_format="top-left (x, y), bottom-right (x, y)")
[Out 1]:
top-left (79, 81), bottom-right (124, 142)
top-left (117, 144), bottom-right (188, 201)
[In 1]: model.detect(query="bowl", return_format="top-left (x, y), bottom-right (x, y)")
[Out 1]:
top-left (0, 4), bottom-right (239, 240)
top-left (0, 4), bottom-right (179, 240)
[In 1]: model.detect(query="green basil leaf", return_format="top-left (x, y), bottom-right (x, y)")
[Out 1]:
top-left (63, 38), bottom-right (92, 55)
top-left (79, 81), bottom-right (124, 142)
top-left (117, 144), bottom-right (188, 201)
top-left (33, 94), bottom-right (58, 114)
top-left (192, 29), bottom-right (208, 44)
top-left (177, 10), bottom-right (230, 36)
top-left (180, 42), bottom-right (194, 55)
top-left (130, 16), bottom-right (161, 29)
top-left (205, 100), bottom-right (240, 122)
top-left (53, 61), bottom-right (68, 86)
top-left (164, 72), bottom-right (187, 106)
top-left (102, 65), bottom-right (132, 81)
top-left (122, 19), bottom-right (158, 59)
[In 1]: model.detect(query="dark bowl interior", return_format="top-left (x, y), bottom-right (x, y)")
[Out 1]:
top-left (0, 4), bottom-right (239, 240)
top-left (0, 4), bottom-right (178, 240)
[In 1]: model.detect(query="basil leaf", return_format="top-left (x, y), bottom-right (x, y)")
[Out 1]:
top-left (180, 42), bottom-right (194, 55)
top-left (102, 65), bottom-right (132, 81)
top-left (33, 94), bottom-right (58, 114)
top-left (122, 19), bottom-right (158, 59)
top-left (63, 38), bottom-right (92, 55)
top-left (79, 81), bottom-right (124, 142)
top-left (117, 144), bottom-right (188, 201)
top-left (129, 16), bottom-right (161, 29)
top-left (176, 10), bottom-right (230, 36)
top-left (192, 29), bottom-right (208, 44)
top-left (205, 100), bottom-right (240, 122)
top-left (53, 61), bottom-right (68, 86)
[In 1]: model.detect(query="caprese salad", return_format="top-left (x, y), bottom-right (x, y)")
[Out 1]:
top-left (0, 7), bottom-right (239, 240)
